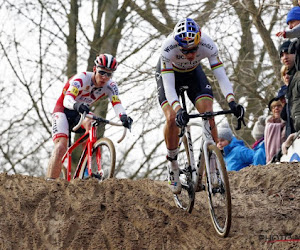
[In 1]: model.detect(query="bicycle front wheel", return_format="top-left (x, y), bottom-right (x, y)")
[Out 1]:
top-left (79, 138), bottom-right (116, 180)
top-left (173, 135), bottom-right (195, 213)
top-left (205, 144), bottom-right (231, 237)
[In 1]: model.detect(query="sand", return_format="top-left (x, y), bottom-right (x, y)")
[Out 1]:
top-left (0, 163), bottom-right (299, 249)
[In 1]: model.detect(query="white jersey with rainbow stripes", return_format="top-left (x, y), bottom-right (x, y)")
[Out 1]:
top-left (160, 32), bottom-right (234, 110)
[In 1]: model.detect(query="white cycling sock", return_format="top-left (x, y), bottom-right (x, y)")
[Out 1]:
top-left (167, 148), bottom-right (178, 158)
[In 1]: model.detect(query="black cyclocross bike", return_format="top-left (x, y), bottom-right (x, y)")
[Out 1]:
top-left (173, 86), bottom-right (245, 237)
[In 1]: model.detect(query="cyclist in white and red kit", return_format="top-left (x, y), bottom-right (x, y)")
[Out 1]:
top-left (46, 54), bottom-right (132, 179)
top-left (155, 18), bottom-right (244, 194)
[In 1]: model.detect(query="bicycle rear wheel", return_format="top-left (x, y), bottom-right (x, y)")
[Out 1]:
top-left (205, 144), bottom-right (231, 237)
top-left (79, 138), bottom-right (116, 180)
top-left (173, 135), bottom-right (195, 213)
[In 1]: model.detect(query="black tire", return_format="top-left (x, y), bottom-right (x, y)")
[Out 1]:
top-left (205, 144), bottom-right (231, 237)
top-left (173, 135), bottom-right (195, 213)
top-left (79, 138), bottom-right (116, 180)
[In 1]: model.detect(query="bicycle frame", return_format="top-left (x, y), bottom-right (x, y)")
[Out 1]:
top-left (61, 113), bottom-right (126, 181)
top-left (61, 123), bottom-right (97, 181)
top-left (175, 86), bottom-right (240, 236)
top-left (180, 119), bottom-right (215, 192)
top-left (178, 86), bottom-right (234, 192)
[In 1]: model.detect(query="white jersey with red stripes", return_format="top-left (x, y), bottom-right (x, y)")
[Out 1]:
top-left (53, 71), bottom-right (126, 116)
top-left (160, 32), bottom-right (235, 109)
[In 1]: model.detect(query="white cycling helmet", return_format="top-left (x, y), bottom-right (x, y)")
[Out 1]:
top-left (173, 18), bottom-right (201, 48)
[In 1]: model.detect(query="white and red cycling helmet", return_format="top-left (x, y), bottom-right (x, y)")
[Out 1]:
top-left (94, 54), bottom-right (118, 71)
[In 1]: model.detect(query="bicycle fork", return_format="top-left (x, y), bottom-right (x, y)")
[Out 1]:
top-left (200, 119), bottom-right (215, 193)
top-left (181, 125), bottom-right (199, 187)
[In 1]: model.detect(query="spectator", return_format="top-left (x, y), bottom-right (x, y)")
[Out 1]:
top-left (281, 65), bottom-right (289, 87)
top-left (277, 41), bottom-right (296, 137)
top-left (277, 67), bottom-right (290, 135)
top-left (277, 85), bottom-right (288, 106)
top-left (280, 8), bottom-right (300, 132)
top-left (277, 66), bottom-right (289, 108)
top-left (282, 132), bottom-right (300, 155)
top-left (217, 123), bottom-right (253, 171)
top-left (278, 40), bottom-right (295, 70)
top-left (265, 98), bottom-right (286, 163)
top-left (276, 5), bottom-right (300, 149)
top-left (278, 85), bottom-right (295, 137)
top-left (286, 63), bottom-right (300, 131)
top-left (251, 116), bottom-right (266, 165)
top-left (276, 6), bottom-right (300, 39)
top-left (277, 8), bottom-right (300, 132)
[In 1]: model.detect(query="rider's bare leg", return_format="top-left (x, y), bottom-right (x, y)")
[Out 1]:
top-left (46, 117), bottom-right (92, 179)
top-left (195, 99), bottom-right (218, 142)
top-left (46, 137), bottom-right (68, 179)
top-left (162, 104), bottom-right (180, 150)
top-left (162, 104), bottom-right (182, 194)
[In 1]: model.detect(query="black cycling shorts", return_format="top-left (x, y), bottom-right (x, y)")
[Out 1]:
top-left (64, 109), bottom-right (86, 134)
top-left (155, 58), bottom-right (213, 108)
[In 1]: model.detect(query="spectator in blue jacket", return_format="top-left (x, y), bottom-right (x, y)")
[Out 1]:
top-left (251, 116), bottom-right (266, 165)
top-left (217, 123), bottom-right (254, 171)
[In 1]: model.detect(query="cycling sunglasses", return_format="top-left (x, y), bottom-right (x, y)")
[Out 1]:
top-left (97, 70), bottom-right (112, 77)
top-left (180, 46), bottom-right (198, 55)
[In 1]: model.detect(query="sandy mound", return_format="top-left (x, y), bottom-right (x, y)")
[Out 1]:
top-left (0, 163), bottom-right (299, 249)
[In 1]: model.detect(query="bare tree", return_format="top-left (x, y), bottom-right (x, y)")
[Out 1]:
top-left (0, 0), bottom-right (295, 179)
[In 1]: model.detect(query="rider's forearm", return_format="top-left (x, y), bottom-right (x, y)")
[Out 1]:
top-left (211, 67), bottom-right (235, 103)
top-left (109, 94), bottom-right (126, 116)
top-left (113, 103), bottom-right (126, 117)
top-left (63, 95), bottom-right (76, 110)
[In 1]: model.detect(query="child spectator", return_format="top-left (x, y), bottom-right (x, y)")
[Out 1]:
top-left (251, 116), bottom-right (266, 165)
top-left (265, 99), bottom-right (286, 163)
top-left (217, 123), bottom-right (254, 171)
top-left (276, 6), bottom-right (300, 39)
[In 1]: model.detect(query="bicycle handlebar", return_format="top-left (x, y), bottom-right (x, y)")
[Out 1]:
top-left (178, 109), bottom-right (245, 137)
top-left (188, 110), bottom-right (233, 118)
top-left (188, 110), bottom-right (245, 130)
top-left (73, 112), bottom-right (87, 131)
top-left (178, 86), bottom-right (245, 131)
top-left (72, 112), bottom-right (127, 143)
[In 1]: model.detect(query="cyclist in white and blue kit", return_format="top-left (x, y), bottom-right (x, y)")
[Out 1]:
top-left (155, 18), bottom-right (244, 194)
